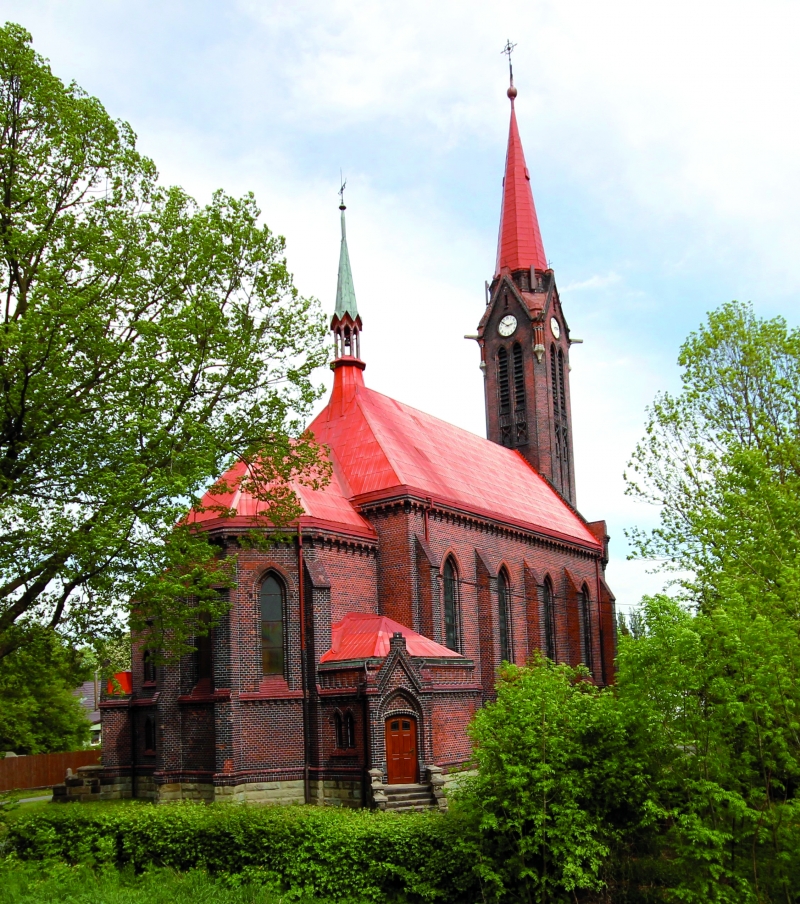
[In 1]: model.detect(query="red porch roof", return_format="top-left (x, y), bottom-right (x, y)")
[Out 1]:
top-left (320, 612), bottom-right (462, 662)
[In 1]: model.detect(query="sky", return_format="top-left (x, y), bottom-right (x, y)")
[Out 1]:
top-left (5, 0), bottom-right (800, 612)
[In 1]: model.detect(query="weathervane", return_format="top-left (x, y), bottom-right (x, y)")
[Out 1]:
top-left (501, 39), bottom-right (517, 88)
top-left (338, 171), bottom-right (347, 210)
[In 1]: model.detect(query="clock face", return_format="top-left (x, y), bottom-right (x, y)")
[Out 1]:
top-left (498, 315), bottom-right (517, 337)
top-left (550, 317), bottom-right (561, 339)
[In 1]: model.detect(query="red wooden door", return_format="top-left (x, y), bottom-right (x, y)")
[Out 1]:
top-left (385, 716), bottom-right (418, 784)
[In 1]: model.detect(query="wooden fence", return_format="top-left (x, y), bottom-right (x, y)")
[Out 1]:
top-left (0, 749), bottom-right (101, 792)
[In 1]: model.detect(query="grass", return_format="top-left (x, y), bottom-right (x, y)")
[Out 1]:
top-left (0, 859), bottom-right (328, 904)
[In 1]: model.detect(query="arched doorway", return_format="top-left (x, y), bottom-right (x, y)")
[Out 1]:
top-left (385, 715), bottom-right (418, 784)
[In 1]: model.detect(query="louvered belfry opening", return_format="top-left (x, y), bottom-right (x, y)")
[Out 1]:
top-left (497, 346), bottom-right (512, 446)
top-left (512, 342), bottom-right (527, 445)
top-left (497, 343), bottom-right (528, 449)
top-left (549, 344), bottom-right (571, 498)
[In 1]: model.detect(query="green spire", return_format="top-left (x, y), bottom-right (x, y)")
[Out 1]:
top-left (334, 206), bottom-right (358, 320)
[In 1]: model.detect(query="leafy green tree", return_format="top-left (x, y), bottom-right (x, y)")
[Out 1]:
top-left (620, 302), bottom-right (800, 901)
top-left (616, 595), bottom-right (800, 903)
top-left (0, 623), bottom-right (91, 753)
top-left (625, 300), bottom-right (800, 612)
top-left (455, 655), bottom-right (658, 903)
top-left (0, 23), bottom-right (329, 661)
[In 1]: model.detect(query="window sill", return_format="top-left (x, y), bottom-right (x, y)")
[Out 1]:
top-left (330, 749), bottom-right (358, 757)
top-left (239, 678), bottom-right (303, 701)
top-left (177, 688), bottom-right (230, 704)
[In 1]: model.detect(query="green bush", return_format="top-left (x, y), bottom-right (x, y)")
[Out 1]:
top-left (2, 803), bottom-right (477, 903)
top-left (452, 654), bottom-right (662, 903)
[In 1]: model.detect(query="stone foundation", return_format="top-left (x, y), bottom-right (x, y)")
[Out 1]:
top-left (157, 781), bottom-right (214, 803)
top-left (309, 778), bottom-right (361, 807)
top-left (213, 779), bottom-right (305, 805)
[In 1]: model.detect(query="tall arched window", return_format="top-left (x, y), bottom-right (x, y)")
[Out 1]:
top-left (443, 557), bottom-right (459, 651)
top-left (498, 570), bottom-right (512, 663)
top-left (580, 585), bottom-right (594, 674)
top-left (260, 573), bottom-right (285, 676)
top-left (143, 648), bottom-right (157, 684)
top-left (144, 714), bottom-right (156, 754)
top-left (543, 578), bottom-right (556, 661)
top-left (344, 711), bottom-right (356, 749)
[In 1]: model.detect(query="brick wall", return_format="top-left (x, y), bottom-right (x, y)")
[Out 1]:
top-left (103, 493), bottom-right (613, 803)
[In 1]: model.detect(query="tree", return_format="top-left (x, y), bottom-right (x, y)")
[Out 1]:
top-left (0, 24), bottom-right (330, 661)
top-left (621, 302), bottom-right (800, 901)
top-left (455, 656), bottom-right (657, 903)
top-left (0, 623), bottom-right (91, 753)
top-left (625, 300), bottom-right (800, 613)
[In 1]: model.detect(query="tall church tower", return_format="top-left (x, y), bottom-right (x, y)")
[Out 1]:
top-left (477, 77), bottom-right (577, 506)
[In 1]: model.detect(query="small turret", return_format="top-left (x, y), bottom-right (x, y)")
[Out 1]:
top-left (331, 200), bottom-right (363, 361)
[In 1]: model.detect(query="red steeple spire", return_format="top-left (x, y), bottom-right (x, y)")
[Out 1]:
top-left (495, 87), bottom-right (547, 277)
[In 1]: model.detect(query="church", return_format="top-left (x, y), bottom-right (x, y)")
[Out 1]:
top-left (100, 80), bottom-right (616, 808)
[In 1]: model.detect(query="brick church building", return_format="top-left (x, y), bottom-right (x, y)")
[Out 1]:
top-left (101, 81), bottom-right (616, 807)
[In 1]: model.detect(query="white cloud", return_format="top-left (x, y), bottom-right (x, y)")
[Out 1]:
top-left (562, 273), bottom-right (622, 293)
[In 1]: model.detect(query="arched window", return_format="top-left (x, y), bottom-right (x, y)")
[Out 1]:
top-left (580, 585), bottom-right (594, 674)
top-left (498, 570), bottom-right (512, 663)
top-left (334, 711), bottom-right (356, 749)
top-left (443, 557), bottom-right (459, 651)
top-left (144, 714), bottom-right (156, 754)
top-left (543, 578), bottom-right (556, 661)
top-left (143, 648), bottom-right (156, 684)
top-left (194, 612), bottom-right (213, 685)
top-left (260, 573), bottom-right (285, 676)
top-left (513, 343), bottom-right (526, 410)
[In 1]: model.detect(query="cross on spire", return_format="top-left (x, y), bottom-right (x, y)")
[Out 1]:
top-left (338, 172), bottom-right (347, 210)
top-left (501, 39), bottom-right (517, 88)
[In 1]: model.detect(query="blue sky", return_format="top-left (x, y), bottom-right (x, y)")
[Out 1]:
top-left (7, 0), bottom-right (800, 611)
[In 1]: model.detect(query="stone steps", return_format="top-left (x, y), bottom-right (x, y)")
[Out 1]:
top-left (383, 782), bottom-right (437, 811)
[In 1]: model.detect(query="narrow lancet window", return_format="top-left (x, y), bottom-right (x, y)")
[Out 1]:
top-left (498, 570), bottom-right (512, 663)
top-left (260, 573), bottom-right (285, 676)
top-left (443, 558), bottom-right (459, 651)
top-left (580, 585), bottom-right (594, 674)
top-left (543, 578), bottom-right (556, 661)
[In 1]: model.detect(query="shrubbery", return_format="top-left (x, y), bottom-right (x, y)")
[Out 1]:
top-left (2, 803), bottom-right (477, 903)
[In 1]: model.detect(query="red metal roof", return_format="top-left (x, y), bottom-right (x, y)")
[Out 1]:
top-left (188, 448), bottom-right (377, 539)
top-left (308, 362), bottom-right (600, 549)
top-left (495, 99), bottom-right (547, 276)
top-left (320, 612), bottom-right (463, 662)
top-left (189, 358), bottom-right (600, 550)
